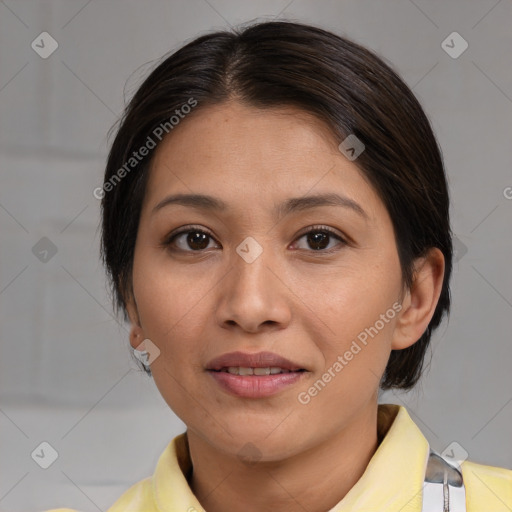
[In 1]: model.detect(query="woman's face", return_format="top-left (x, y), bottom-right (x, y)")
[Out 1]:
top-left (128, 101), bottom-right (408, 460)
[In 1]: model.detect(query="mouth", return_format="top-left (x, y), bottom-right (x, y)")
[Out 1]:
top-left (210, 367), bottom-right (306, 376)
top-left (205, 351), bottom-right (308, 398)
top-left (205, 350), bottom-right (306, 373)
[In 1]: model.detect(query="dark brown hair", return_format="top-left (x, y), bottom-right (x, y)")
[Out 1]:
top-left (101, 20), bottom-right (452, 390)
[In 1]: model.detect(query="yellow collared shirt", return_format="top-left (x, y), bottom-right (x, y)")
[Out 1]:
top-left (46, 404), bottom-right (512, 511)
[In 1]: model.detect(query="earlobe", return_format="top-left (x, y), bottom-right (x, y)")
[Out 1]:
top-left (125, 295), bottom-right (145, 350)
top-left (391, 248), bottom-right (445, 351)
top-left (130, 324), bottom-right (145, 351)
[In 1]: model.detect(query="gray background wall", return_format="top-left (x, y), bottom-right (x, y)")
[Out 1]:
top-left (0, 1), bottom-right (511, 510)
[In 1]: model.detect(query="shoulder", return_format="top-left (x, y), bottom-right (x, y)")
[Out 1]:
top-left (43, 476), bottom-right (155, 512)
top-left (105, 476), bottom-right (155, 511)
top-left (462, 459), bottom-right (512, 511)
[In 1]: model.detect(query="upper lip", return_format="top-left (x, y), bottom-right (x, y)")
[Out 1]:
top-left (206, 351), bottom-right (305, 371)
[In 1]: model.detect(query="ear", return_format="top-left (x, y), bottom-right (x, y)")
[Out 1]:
top-left (125, 295), bottom-right (145, 351)
top-left (391, 247), bottom-right (445, 350)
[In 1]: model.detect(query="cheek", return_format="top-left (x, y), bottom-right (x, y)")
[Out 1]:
top-left (294, 259), bottom-right (401, 386)
top-left (300, 312), bottom-right (398, 422)
top-left (133, 264), bottom-right (213, 413)
top-left (132, 255), bottom-right (212, 361)
top-left (296, 257), bottom-right (401, 334)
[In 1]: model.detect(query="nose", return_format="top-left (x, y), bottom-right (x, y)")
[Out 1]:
top-left (214, 240), bottom-right (292, 334)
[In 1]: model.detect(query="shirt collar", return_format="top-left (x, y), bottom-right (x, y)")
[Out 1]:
top-left (153, 404), bottom-right (430, 512)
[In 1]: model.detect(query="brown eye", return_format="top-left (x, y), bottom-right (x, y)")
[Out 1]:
top-left (294, 226), bottom-right (346, 252)
top-left (182, 231), bottom-right (211, 250)
top-left (306, 232), bottom-right (329, 250)
top-left (165, 227), bottom-right (218, 252)
top-left (164, 225), bottom-right (346, 254)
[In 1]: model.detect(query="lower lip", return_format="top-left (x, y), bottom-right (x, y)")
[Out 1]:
top-left (207, 370), bottom-right (306, 398)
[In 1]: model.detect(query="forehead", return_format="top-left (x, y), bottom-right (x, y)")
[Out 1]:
top-left (143, 101), bottom-right (381, 219)
top-left (151, 101), bottom-right (339, 164)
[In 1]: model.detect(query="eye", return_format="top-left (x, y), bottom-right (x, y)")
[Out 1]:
top-left (163, 224), bottom-right (347, 254)
top-left (164, 226), bottom-right (219, 252)
top-left (293, 225), bottom-right (347, 253)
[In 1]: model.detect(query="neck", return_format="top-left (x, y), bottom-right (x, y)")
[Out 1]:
top-left (187, 401), bottom-right (380, 512)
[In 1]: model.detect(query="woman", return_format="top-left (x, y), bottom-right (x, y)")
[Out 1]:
top-left (48, 20), bottom-right (511, 512)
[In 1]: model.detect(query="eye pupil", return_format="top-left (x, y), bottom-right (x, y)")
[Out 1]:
top-left (188, 231), bottom-right (209, 250)
top-left (308, 232), bottom-right (329, 250)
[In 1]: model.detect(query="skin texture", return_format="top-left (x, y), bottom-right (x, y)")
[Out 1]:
top-left (126, 101), bottom-right (445, 512)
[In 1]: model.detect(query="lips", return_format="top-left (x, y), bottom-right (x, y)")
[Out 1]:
top-left (206, 351), bottom-right (308, 398)
top-left (206, 351), bottom-right (306, 372)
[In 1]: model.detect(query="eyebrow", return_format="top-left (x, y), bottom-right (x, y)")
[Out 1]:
top-left (152, 192), bottom-right (368, 219)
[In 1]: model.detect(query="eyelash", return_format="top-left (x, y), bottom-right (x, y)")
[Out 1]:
top-left (163, 224), bottom-right (347, 254)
